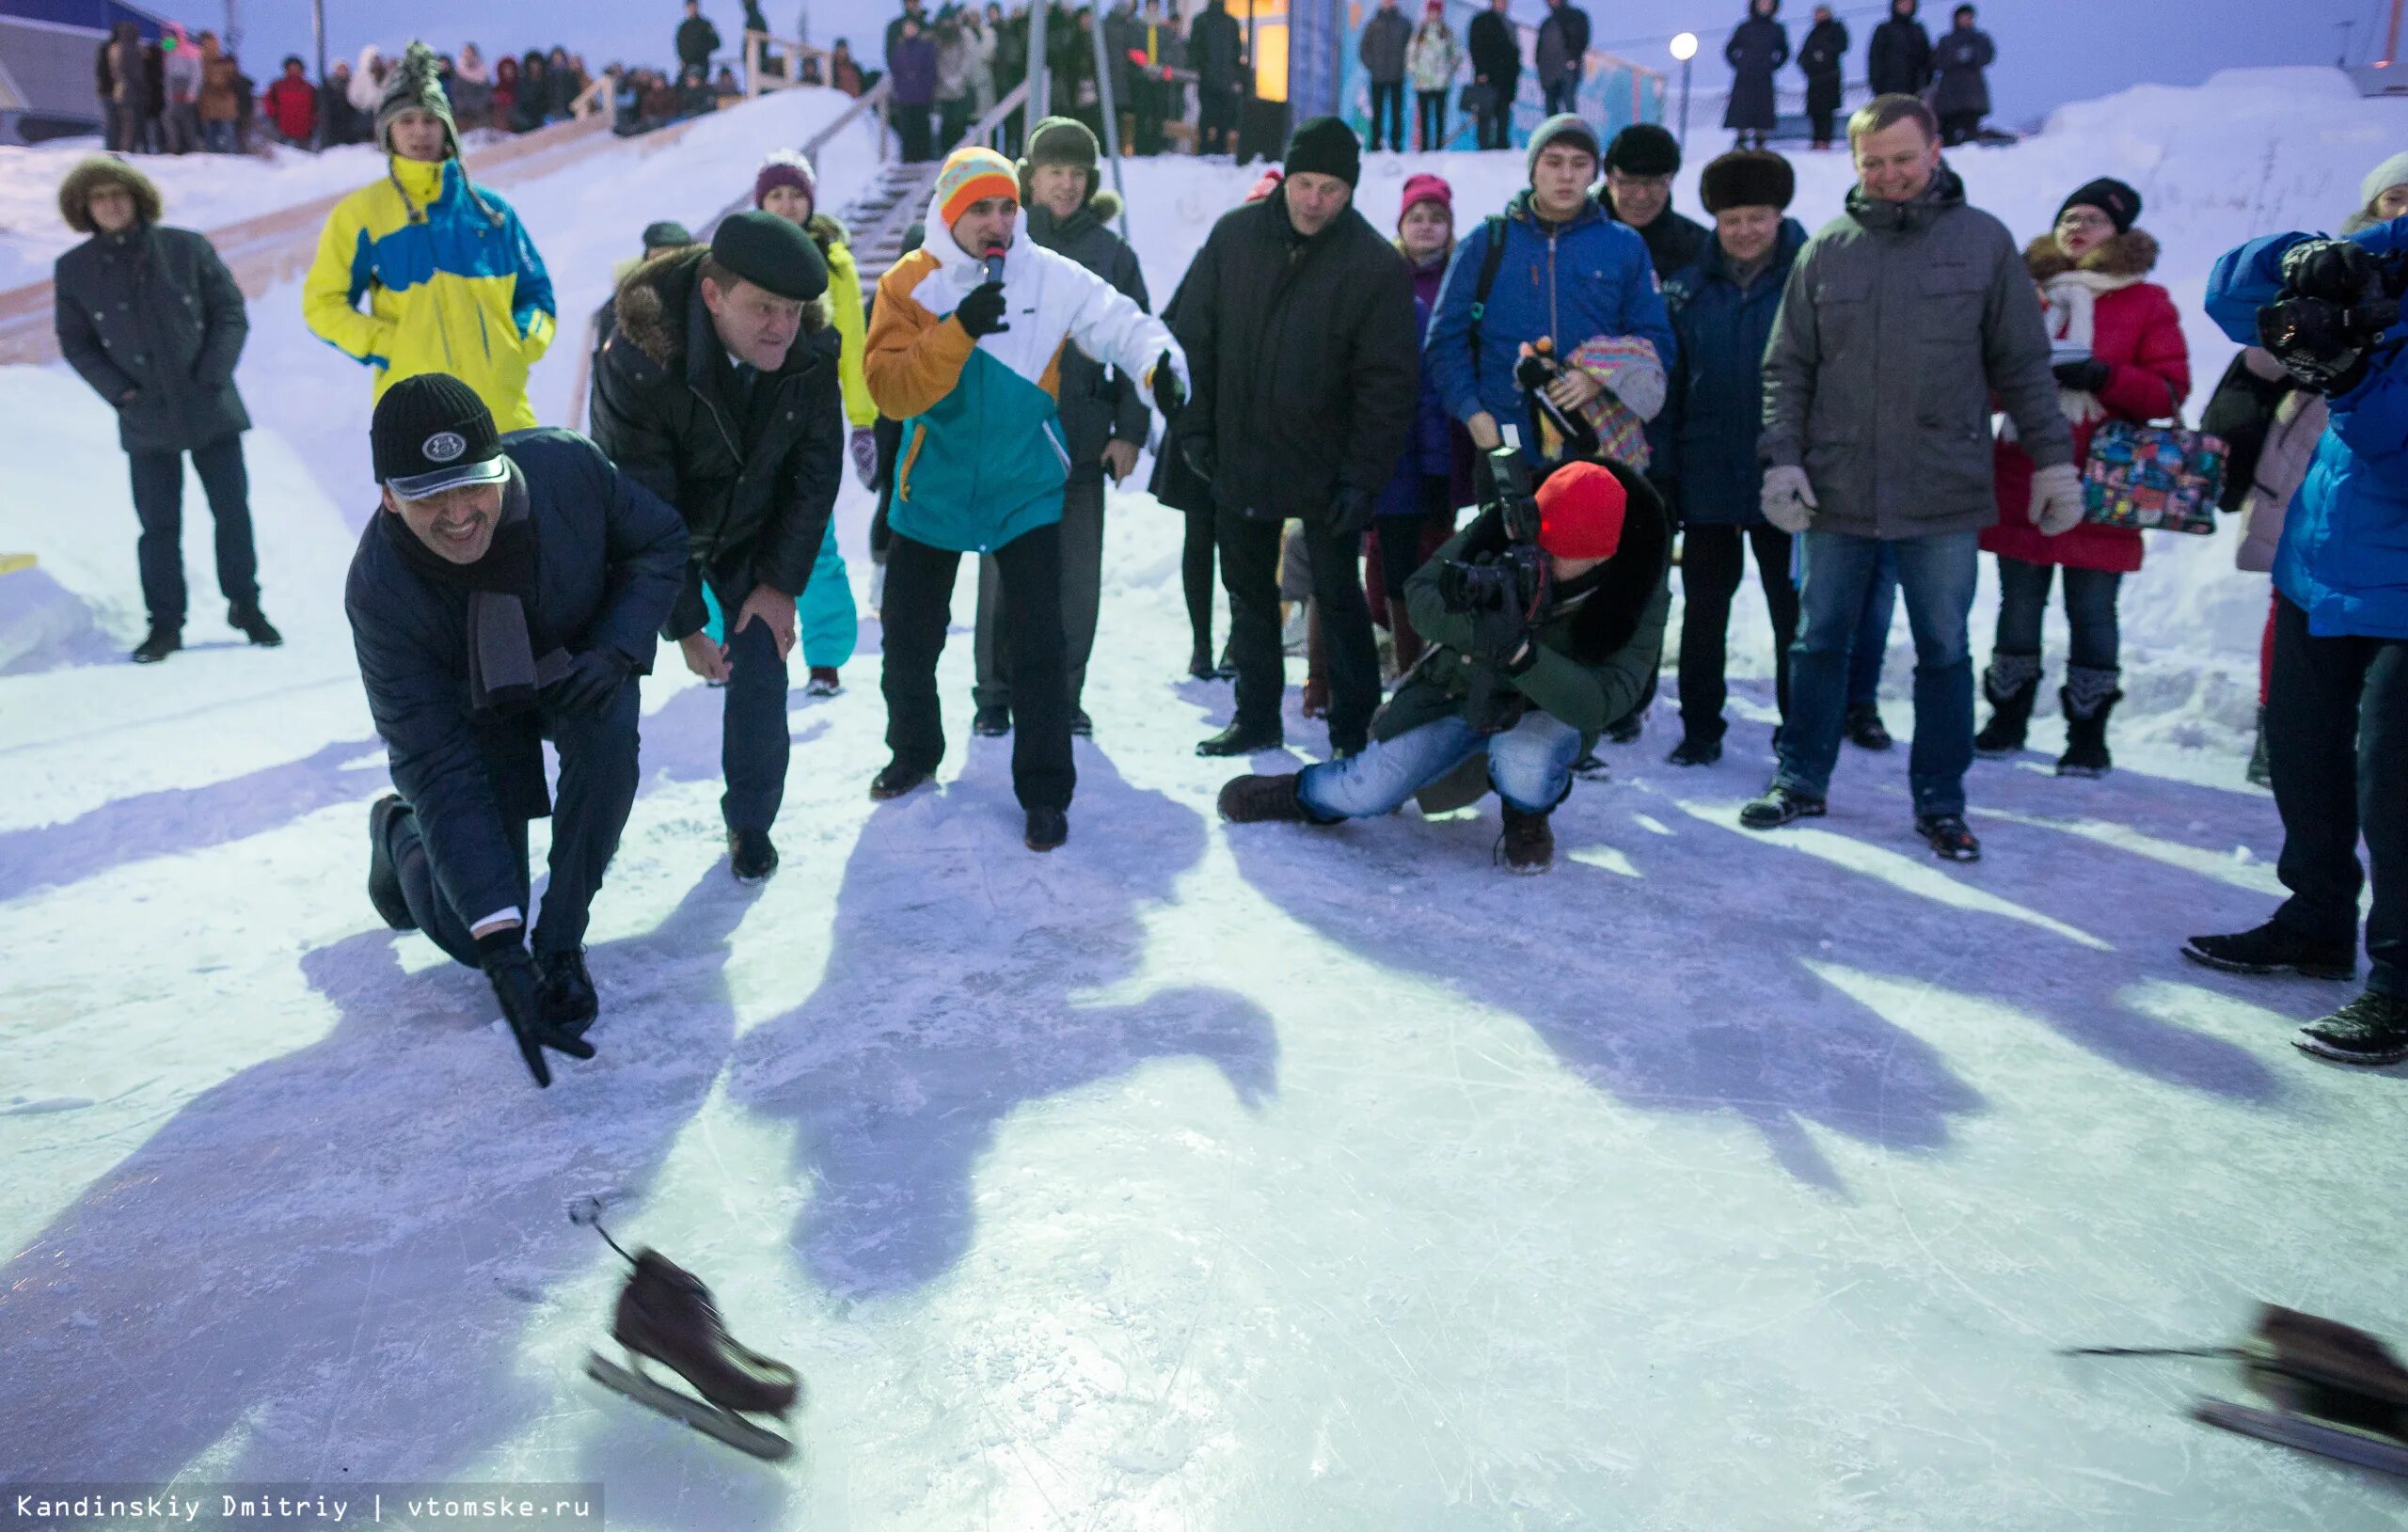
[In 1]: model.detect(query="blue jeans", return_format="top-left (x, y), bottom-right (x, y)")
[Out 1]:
top-left (1848, 543), bottom-right (1898, 707)
top-left (1777, 529), bottom-right (1978, 816)
top-left (1298, 710), bottom-right (1584, 821)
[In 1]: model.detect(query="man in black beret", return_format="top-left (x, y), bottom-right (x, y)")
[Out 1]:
top-left (590, 208), bottom-right (846, 884)
top-left (349, 372), bottom-right (689, 1087)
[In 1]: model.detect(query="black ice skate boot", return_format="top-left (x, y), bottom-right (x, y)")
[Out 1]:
top-left (587, 1247), bottom-right (801, 1460)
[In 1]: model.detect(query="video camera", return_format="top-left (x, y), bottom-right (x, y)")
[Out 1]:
top-left (2258, 239), bottom-right (2408, 393)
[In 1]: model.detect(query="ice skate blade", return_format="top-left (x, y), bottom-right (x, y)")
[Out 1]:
top-left (2194, 1397), bottom-right (2408, 1477)
top-left (586, 1351), bottom-right (793, 1461)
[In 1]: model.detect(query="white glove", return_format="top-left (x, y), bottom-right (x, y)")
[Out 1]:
top-left (2031, 462), bottom-right (2087, 537)
top-left (1760, 465), bottom-right (1817, 533)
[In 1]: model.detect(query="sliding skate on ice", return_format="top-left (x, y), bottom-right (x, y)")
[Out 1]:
top-left (573, 1202), bottom-right (801, 1461)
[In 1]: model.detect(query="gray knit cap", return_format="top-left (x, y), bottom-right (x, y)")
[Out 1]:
top-left (378, 41), bottom-right (461, 159)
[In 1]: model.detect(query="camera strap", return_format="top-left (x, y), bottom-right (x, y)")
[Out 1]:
top-left (1465, 213), bottom-right (1510, 384)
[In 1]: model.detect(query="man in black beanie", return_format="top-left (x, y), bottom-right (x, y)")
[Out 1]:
top-left (590, 208), bottom-right (846, 885)
top-left (349, 372), bottom-right (689, 1087)
top-left (1170, 115), bottom-right (1418, 760)
top-left (1602, 122), bottom-right (1709, 281)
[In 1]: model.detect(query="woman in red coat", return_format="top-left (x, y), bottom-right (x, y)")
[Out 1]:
top-left (1975, 177), bottom-right (2189, 776)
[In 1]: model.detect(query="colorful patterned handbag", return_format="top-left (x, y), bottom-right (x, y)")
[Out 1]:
top-left (2081, 417), bottom-right (2228, 536)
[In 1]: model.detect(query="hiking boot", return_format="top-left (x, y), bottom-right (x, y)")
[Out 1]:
top-left (1667, 735), bottom-right (1722, 767)
top-left (1217, 772), bottom-right (1311, 823)
top-left (1196, 721), bottom-right (1284, 757)
top-left (1844, 702), bottom-right (1893, 751)
top-left (1739, 783), bottom-right (1826, 829)
top-left (869, 760), bottom-right (932, 799)
top-left (537, 948), bottom-right (598, 1037)
top-left (229, 601), bottom-right (282, 647)
top-left (131, 622), bottom-right (181, 664)
top-left (728, 828), bottom-right (779, 884)
top-left (971, 704), bottom-right (1010, 736)
top-left (1915, 813), bottom-right (1982, 861)
top-left (1023, 806), bottom-right (1069, 852)
top-left (2295, 990), bottom-right (2408, 1066)
top-left (2056, 687), bottom-right (2121, 778)
top-left (1497, 804), bottom-right (1555, 874)
top-left (2182, 923), bottom-right (2355, 982)
top-left (367, 794), bottom-right (418, 931)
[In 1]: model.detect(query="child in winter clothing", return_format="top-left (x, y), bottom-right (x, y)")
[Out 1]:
top-left (1405, 3), bottom-right (1460, 151)
top-left (1973, 177), bottom-right (2189, 778)
top-left (863, 146), bottom-right (1186, 850)
top-left (302, 41), bottom-right (555, 431)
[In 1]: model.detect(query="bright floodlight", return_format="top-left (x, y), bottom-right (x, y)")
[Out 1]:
top-left (1670, 31), bottom-right (1699, 60)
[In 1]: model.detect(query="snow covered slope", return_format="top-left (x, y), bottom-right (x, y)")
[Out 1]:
top-left (3, 70), bottom-right (2406, 1532)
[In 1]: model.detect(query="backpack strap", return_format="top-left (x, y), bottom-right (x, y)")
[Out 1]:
top-left (1465, 213), bottom-right (1509, 384)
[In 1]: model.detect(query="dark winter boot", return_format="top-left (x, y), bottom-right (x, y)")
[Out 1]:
top-left (1915, 813), bottom-right (1982, 862)
top-left (612, 1249), bottom-right (799, 1417)
top-left (367, 794), bottom-right (418, 932)
top-left (2056, 670), bottom-right (2122, 778)
top-left (2182, 922), bottom-right (2356, 981)
top-left (1497, 804), bottom-right (1555, 874)
top-left (1217, 772), bottom-right (1312, 823)
top-left (1739, 782), bottom-right (1827, 829)
top-left (728, 828), bottom-right (779, 883)
top-left (538, 949), bottom-right (598, 1036)
top-left (229, 601), bottom-right (283, 648)
top-left (1973, 654), bottom-right (2041, 757)
top-left (131, 622), bottom-right (181, 664)
top-left (1196, 720), bottom-right (1284, 757)
top-left (972, 703), bottom-right (1010, 736)
top-left (1667, 734), bottom-right (1723, 767)
top-left (2295, 990), bottom-right (2408, 1066)
top-left (1844, 702), bottom-right (1893, 751)
top-left (869, 760), bottom-right (933, 799)
top-left (2247, 703), bottom-right (2273, 787)
top-left (1024, 806), bottom-right (1069, 852)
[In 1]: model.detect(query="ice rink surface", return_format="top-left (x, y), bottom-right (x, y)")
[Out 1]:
top-left (5, 69), bottom-right (2407, 1532)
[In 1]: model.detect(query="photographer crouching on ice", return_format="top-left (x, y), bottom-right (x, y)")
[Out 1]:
top-left (1216, 450), bottom-right (1670, 873)
top-left (2187, 219), bottom-right (2408, 1066)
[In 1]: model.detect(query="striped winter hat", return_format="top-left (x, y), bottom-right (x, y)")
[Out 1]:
top-left (934, 147), bottom-right (1020, 229)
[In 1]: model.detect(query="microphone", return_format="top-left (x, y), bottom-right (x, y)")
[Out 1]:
top-left (981, 246), bottom-right (1006, 287)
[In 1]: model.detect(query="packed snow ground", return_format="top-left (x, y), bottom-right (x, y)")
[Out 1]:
top-left (4, 72), bottom-right (2408, 1530)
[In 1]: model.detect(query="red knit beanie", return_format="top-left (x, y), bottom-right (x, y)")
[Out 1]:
top-left (753, 150), bottom-right (816, 214)
top-left (1398, 172), bottom-right (1452, 227)
top-left (1535, 462), bottom-right (1627, 561)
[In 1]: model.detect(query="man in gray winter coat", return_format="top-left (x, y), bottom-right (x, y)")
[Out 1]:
top-left (1357, 0), bottom-right (1412, 152)
top-left (972, 117), bottom-right (1150, 739)
top-left (1743, 94), bottom-right (2076, 861)
top-left (54, 155), bottom-right (279, 664)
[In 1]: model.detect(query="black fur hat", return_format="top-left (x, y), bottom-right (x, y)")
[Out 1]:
top-left (1699, 150), bottom-right (1796, 213)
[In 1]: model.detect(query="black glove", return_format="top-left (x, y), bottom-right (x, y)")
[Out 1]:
top-left (1150, 351), bottom-right (1185, 416)
top-left (543, 648), bottom-right (632, 718)
top-left (1180, 433), bottom-right (1217, 483)
top-left (956, 280), bottom-right (1011, 338)
top-left (479, 931), bottom-right (596, 1089)
top-left (1329, 485), bottom-right (1375, 535)
top-left (1468, 598), bottom-right (1535, 673)
top-left (2052, 356), bottom-right (2113, 393)
top-left (2281, 238), bottom-right (2382, 306)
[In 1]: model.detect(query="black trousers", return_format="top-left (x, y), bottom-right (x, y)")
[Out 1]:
top-left (882, 522), bottom-right (1074, 810)
top-left (1417, 90), bottom-right (1447, 150)
top-left (1679, 522), bottom-right (1798, 743)
top-left (129, 434), bottom-right (259, 625)
top-left (1940, 110), bottom-right (1982, 147)
top-left (385, 680), bottom-right (642, 966)
top-left (1368, 80), bottom-right (1404, 150)
top-left (975, 474), bottom-right (1104, 714)
top-left (1183, 504), bottom-right (1218, 655)
top-left (1218, 506), bottom-right (1379, 751)
top-left (1808, 106), bottom-right (1837, 144)
top-left (1475, 87), bottom-right (1513, 149)
top-left (1198, 87), bottom-right (1239, 153)
top-left (895, 103), bottom-right (934, 161)
top-left (2267, 594), bottom-right (2408, 994)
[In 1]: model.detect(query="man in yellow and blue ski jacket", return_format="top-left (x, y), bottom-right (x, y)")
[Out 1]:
top-left (303, 41), bottom-right (555, 432)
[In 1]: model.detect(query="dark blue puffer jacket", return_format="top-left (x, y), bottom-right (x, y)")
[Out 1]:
top-left (1657, 218), bottom-right (1808, 526)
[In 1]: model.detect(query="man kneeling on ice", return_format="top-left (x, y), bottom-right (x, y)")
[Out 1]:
top-left (349, 373), bottom-right (689, 1086)
top-left (1217, 455), bottom-right (1670, 873)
